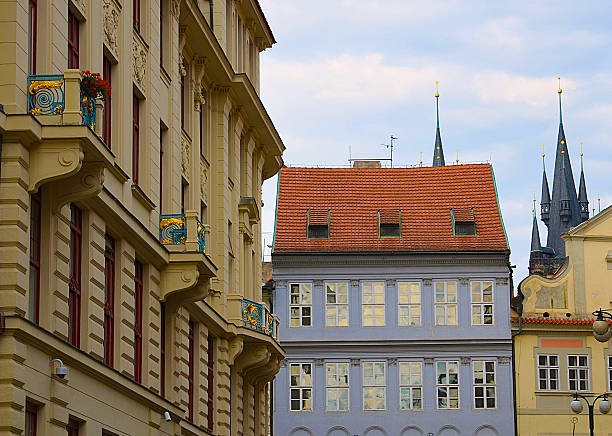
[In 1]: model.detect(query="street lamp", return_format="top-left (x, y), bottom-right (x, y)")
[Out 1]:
top-left (570, 393), bottom-right (610, 436)
top-left (592, 308), bottom-right (612, 342)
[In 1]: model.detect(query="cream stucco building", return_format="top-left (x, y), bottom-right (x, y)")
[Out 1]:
top-left (0, 0), bottom-right (285, 435)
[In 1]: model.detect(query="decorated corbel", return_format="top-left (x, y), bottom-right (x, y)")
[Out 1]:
top-left (235, 343), bottom-right (270, 376)
top-left (160, 261), bottom-right (211, 303)
top-left (170, 0), bottom-right (181, 18)
top-left (228, 336), bottom-right (244, 365)
top-left (193, 57), bottom-right (207, 111)
top-left (253, 354), bottom-right (283, 387)
top-left (29, 142), bottom-right (84, 193)
top-left (49, 162), bottom-right (105, 213)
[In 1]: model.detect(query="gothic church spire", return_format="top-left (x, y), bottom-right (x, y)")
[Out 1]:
top-left (433, 82), bottom-right (445, 166)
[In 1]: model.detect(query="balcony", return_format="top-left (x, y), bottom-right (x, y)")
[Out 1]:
top-left (242, 298), bottom-right (279, 340)
top-left (158, 212), bottom-right (216, 303)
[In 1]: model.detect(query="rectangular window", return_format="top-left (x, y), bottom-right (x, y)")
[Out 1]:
top-left (325, 283), bottom-right (348, 327)
top-left (378, 210), bottom-right (401, 238)
top-left (207, 335), bottom-right (215, 431)
top-left (227, 115), bottom-right (234, 180)
top-left (67, 10), bottom-right (79, 68)
top-left (103, 234), bottom-right (115, 367)
top-left (180, 73), bottom-right (185, 131)
top-left (471, 281), bottom-right (494, 325)
top-left (159, 125), bottom-right (164, 212)
top-left (29, 191), bottom-right (42, 324)
top-left (200, 91), bottom-right (207, 158)
top-left (306, 209), bottom-right (329, 239)
top-left (102, 57), bottom-right (112, 149)
top-left (66, 418), bottom-right (79, 436)
top-left (289, 283), bottom-right (312, 327)
top-left (363, 361), bottom-right (385, 410)
top-left (434, 281), bottom-right (457, 326)
top-left (134, 260), bottom-right (143, 383)
top-left (28, 0), bottom-right (37, 75)
top-left (133, 0), bottom-right (140, 32)
top-left (25, 401), bottom-right (37, 436)
top-left (568, 355), bottom-right (589, 391)
top-left (289, 363), bottom-right (312, 411)
top-left (181, 179), bottom-right (187, 215)
top-left (160, 301), bottom-right (166, 396)
top-left (132, 95), bottom-right (140, 185)
top-left (68, 204), bottom-right (82, 347)
top-left (436, 361), bottom-right (459, 409)
top-left (362, 281), bottom-right (385, 326)
top-left (473, 361), bottom-right (496, 409)
top-left (188, 319), bottom-right (195, 421)
top-left (326, 362), bottom-right (349, 411)
top-left (399, 361), bottom-right (422, 410)
top-left (398, 282), bottom-right (421, 327)
top-left (537, 354), bottom-right (559, 390)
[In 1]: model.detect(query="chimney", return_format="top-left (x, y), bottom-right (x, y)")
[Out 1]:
top-left (352, 160), bottom-right (381, 168)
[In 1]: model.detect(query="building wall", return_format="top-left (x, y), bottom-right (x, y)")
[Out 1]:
top-left (0, 0), bottom-right (284, 435)
top-left (273, 254), bottom-right (514, 436)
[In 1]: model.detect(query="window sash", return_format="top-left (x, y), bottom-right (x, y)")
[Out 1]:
top-left (132, 95), bottom-right (140, 185)
top-left (326, 362), bottom-right (349, 411)
top-left (436, 361), bottom-right (459, 409)
top-left (28, 0), bottom-right (37, 75)
top-left (289, 283), bottom-right (312, 327)
top-left (325, 283), bottom-right (349, 327)
top-left (160, 301), bottom-right (166, 396)
top-left (103, 234), bottom-right (115, 367)
top-left (29, 191), bottom-right (42, 324)
top-left (68, 204), bottom-right (82, 347)
top-left (188, 319), bottom-right (195, 421)
top-left (133, 260), bottom-right (143, 382)
top-left (434, 281), bottom-right (457, 326)
top-left (471, 281), bottom-right (494, 325)
top-left (399, 362), bottom-right (422, 410)
top-left (363, 362), bottom-right (386, 410)
top-left (290, 363), bottom-right (312, 411)
top-left (133, 0), bottom-right (140, 32)
top-left (25, 402), bottom-right (37, 436)
top-left (67, 11), bottom-right (79, 68)
top-left (66, 418), bottom-right (79, 436)
top-left (102, 57), bottom-right (112, 149)
top-left (362, 282), bottom-right (385, 326)
top-left (608, 356), bottom-right (612, 391)
top-left (473, 361), bottom-right (496, 409)
top-left (567, 355), bottom-right (590, 391)
top-left (398, 282), bottom-right (421, 326)
top-left (537, 354), bottom-right (560, 391)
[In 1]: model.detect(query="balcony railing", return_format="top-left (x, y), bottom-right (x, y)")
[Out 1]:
top-left (27, 75), bottom-right (65, 115)
top-left (159, 213), bottom-right (207, 253)
top-left (242, 298), bottom-right (279, 340)
top-left (27, 73), bottom-right (97, 129)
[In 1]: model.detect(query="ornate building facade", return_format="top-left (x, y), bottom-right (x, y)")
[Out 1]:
top-left (0, 0), bottom-right (284, 435)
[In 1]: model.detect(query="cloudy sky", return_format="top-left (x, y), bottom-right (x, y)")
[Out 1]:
top-left (257, 0), bottom-right (612, 280)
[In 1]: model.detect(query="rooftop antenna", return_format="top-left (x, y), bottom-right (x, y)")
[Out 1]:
top-left (349, 145), bottom-right (352, 164)
top-left (592, 200), bottom-right (596, 216)
top-left (381, 135), bottom-right (397, 167)
top-left (456, 148), bottom-right (459, 165)
top-left (419, 151), bottom-right (423, 167)
top-left (558, 77), bottom-right (563, 124)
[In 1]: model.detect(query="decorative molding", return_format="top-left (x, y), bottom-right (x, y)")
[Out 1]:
top-left (275, 280), bottom-right (287, 289)
top-left (350, 280), bottom-right (359, 287)
top-left (423, 279), bottom-right (432, 287)
top-left (388, 358), bottom-right (397, 366)
top-left (424, 357), bottom-right (434, 365)
top-left (496, 277), bottom-right (509, 286)
top-left (228, 337), bottom-right (243, 365)
top-left (460, 278), bottom-right (469, 285)
top-left (170, 0), bottom-right (180, 17)
top-left (313, 279), bottom-right (323, 287)
top-left (386, 279), bottom-right (396, 287)
top-left (461, 357), bottom-right (471, 365)
top-left (181, 136), bottom-right (190, 177)
top-left (50, 162), bottom-right (105, 213)
top-left (72, 0), bottom-right (88, 16)
top-left (280, 359), bottom-right (287, 368)
top-left (498, 356), bottom-right (511, 366)
top-left (200, 165), bottom-right (208, 200)
top-left (132, 33), bottom-right (147, 88)
top-left (350, 358), bottom-right (360, 367)
top-left (314, 358), bottom-right (324, 367)
top-left (103, 0), bottom-right (120, 56)
top-left (131, 183), bottom-right (156, 211)
top-left (178, 55), bottom-right (187, 77)
top-left (29, 143), bottom-right (84, 193)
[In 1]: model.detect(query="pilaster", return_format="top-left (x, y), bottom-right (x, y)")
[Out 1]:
top-left (215, 337), bottom-right (232, 436)
top-left (50, 205), bottom-right (71, 341)
top-left (117, 240), bottom-right (136, 377)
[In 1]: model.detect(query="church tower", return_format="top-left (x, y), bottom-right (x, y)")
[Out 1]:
top-left (433, 82), bottom-right (445, 166)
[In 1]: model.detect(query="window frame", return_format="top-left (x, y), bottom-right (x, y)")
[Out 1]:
top-left (67, 10), bottom-right (79, 69)
top-left (473, 360), bottom-right (496, 409)
top-left (399, 361), bottom-right (423, 410)
top-left (398, 281), bottom-right (421, 327)
top-left (537, 354), bottom-right (560, 391)
top-left (133, 260), bottom-right (144, 382)
top-left (362, 361), bottom-right (386, 411)
top-left (133, 0), bottom-right (141, 33)
top-left (160, 301), bottom-right (166, 396)
top-left (132, 94), bottom-right (140, 185)
top-left (434, 281), bottom-right (458, 326)
top-left (207, 334), bottom-right (215, 431)
top-left (436, 360), bottom-right (460, 409)
top-left (29, 191), bottom-right (42, 324)
top-left (325, 282), bottom-right (349, 327)
top-left (66, 418), bottom-right (80, 436)
top-left (289, 283), bottom-right (312, 328)
top-left (289, 362), bottom-right (313, 412)
top-left (28, 0), bottom-right (37, 75)
top-left (25, 401), bottom-right (38, 436)
top-left (361, 281), bottom-right (385, 327)
top-left (68, 204), bottom-right (82, 347)
top-left (378, 210), bottom-right (401, 238)
top-left (102, 56), bottom-right (112, 149)
top-left (471, 280), bottom-right (494, 326)
top-left (567, 354), bottom-right (590, 392)
top-left (103, 234), bottom-right (115, 367)
top-left (325, 362), bottom-right (350, 412)
top-left (188, 318), bottom-right (195, 421)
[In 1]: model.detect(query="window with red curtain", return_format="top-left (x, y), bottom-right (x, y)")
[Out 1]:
top-left (68, 204), bottom-right (82, 347)
top-left (180, 73), bottom-right (185, 131)
top-left (188, 318), bottom-right (195, 422)
top-left (29, 191), bottom-right (41, 324)
top-left (103, 57), bottom-right (112, 149)
top-left (28, 0), bottom-right (37, 74)
top-left (68, 10), bottom-right (79, 68)
top-left (133, 0), bottom-right (140, 32)
top-left (103, 234), bottom-right (115, 366)
top-left (134, 260), bottom-right (143, 383)
top-left (160, 301), bottom-right (166, 396)
top-left (132, 95), bottom-right (140, 185)
top-left (25, 402), bottom-right (37, 436)
top-left (66, 418), bottom-right (79, 436)
top-left (207, 335), bottom-right (215, 431)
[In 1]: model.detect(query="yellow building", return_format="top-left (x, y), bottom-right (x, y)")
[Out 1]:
top-left (513, 205), bottom-right (612, 435)
top-left (0, 0), bottom-right (285, 435)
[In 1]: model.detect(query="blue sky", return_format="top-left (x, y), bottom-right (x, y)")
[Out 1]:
top-left (257, 0), bottom-right (612, 280)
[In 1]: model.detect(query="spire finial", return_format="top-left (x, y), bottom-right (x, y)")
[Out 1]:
top-left (580, 141), bottom-right (584, 171)
top-left (558, 76), bottom-right (563, 124)
top-left (456, 149), bottom-right (459, 164)
top-left (532, 192), bottom-right (536, 216)
top-left (541, 143), bottom-right (546, 170)
top-left (419, 151), bottom-right (423, 167)
top-left (598, 191), bottom-right (601, 213)
top-left (435, 81), bottom-right (440, 129)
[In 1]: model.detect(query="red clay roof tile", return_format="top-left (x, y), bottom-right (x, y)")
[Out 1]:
top-left (273, 164), bottom-right (509, 253)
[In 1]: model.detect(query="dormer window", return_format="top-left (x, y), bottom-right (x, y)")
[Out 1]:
top-left (378, 210), bottom-right (401, 238)
top-left (451, 208), bottom-right (476, 236)
top-left (307, 209), bottom-right (329, 239)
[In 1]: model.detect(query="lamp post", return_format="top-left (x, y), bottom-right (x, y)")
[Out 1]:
top-left (570, 393), bottom-right (611, 436)
top-left (592, 308), bottom-right (612, 342)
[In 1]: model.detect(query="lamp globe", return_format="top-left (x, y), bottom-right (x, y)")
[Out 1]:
top-left (571, 399), bottom-right (583, 414)
top-left (599, 399), bottom-right (611, 414)
top-left (593, 319), bottom-right (609, 335)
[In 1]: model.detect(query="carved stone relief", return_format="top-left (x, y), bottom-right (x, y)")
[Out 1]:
top-left (461, 356), bottom-right (471, 365)
top-left (200, 165), bottom-right (208, 200)
top-left (132, 34), bottom-right (147, 88)
top-left (350, 280), bottom-right (359, 287)
top-left (313, 279), bottom-right (323, 287)
top-left (496, 277), bottom-right (509, 286)
top-left (459, 278), bottom-right (469, 286)
top-left (388, 358), bottom-right (397, 366)
top-left (424, 357), bottom-right (434, 365)
top-left (73, 0), bottom-right (87, 15)
top-left (534, 283), bottom-right (567, 309)
top-left (498, 356), bottom-right (511, 366)
top-left (314, 359), bottom-right (324, 367)
top-left (103, 0), bottom-right (120, 56)
top-left (350, 358), bottom-right (360, 367)
top-left (423, 279), bottom-right (432, 287)
top-left (181, 136), bottom-right (190, 177)
top-left (386, 279), bottom-right (396, 287)
top-left (170, 0), bottom-right (180, 17)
